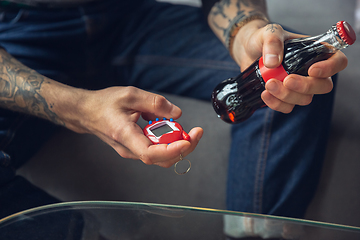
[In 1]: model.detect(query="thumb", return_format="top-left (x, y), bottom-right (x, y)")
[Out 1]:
top-left (261, 24), bottom-right (285, 68)
top-left (127, 88), bottom-right (182, 119)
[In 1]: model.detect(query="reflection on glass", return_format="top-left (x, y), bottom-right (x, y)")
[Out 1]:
top-left (0, 201), bottom-right (360, 240)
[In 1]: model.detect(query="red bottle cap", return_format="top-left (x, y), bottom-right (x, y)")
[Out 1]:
top-left (336, 21), bottom-right (356, 45)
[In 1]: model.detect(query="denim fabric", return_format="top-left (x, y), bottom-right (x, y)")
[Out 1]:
top-left (0, 0), bottom-right (335, 220)
top-left (227, 82), bottom-right (335, 218)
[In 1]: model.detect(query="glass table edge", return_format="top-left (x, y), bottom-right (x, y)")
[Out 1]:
top-left (1, 200), bottom-right (359, 232)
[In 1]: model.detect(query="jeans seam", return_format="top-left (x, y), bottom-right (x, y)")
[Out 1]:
top-left (253, 108), bottom-right (274, 213)
top-left (9, 9), bottom-right (24, 24)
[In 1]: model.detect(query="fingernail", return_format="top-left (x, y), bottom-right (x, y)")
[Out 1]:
top-left (264, 54), bottom-right (280, 66)
top-left (197, 131), bottom-right (203, 141)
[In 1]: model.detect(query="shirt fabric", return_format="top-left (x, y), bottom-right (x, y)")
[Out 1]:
top-left (1, 0), bottom-right (220, 13)
top-left (0, 0), bottom-right (95, 7)
top-left (201, 0), bottom-right (219, 18)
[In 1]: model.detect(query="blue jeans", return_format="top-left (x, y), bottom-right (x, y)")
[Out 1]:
top-left (0, 0), bottom-right (335, 220)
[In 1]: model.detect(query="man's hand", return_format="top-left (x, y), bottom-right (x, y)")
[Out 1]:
top-left (232, 20), bottom-right (348, 113)
top-left (0, 49), bottom-right (202, 168)
top-left (207, 0), bottom-right (348, 114)
top-left (58, 86), bottom-right (203, 168)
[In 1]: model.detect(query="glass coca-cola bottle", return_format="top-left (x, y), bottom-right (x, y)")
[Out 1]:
top-left (211, 21), bottom-right (356, 124)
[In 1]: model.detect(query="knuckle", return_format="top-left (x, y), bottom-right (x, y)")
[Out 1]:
top-left (269, 100), bottom-right (293, 114)
top-left (265, 23), bottom-right (283, 31)
top-left (119, 151), bottom-right (133, 160)
top-left (264, 23), bottom-right (284, 37)
top-left (109, 126), bottom-right (123, 142)
top-left (121, 86), bottom-right (138, 101)
top-left (324, 79), bottom-right (334, 93)
top-left (299, 95), bottom-right (313, 106)
top-left (269, 23), bottom-right (282, 29)
top-left (283, 105), bottom-right (295, 114)
top-left (277, 102), bottom-right (294, 114)
top-left (268, 100), bottom-right (283, 112)
top-left (266, 35), bottom-right (282, 45)
top-left (279, 90), bottom-right (292, 102)
top-left (139, 154), bottom-right (153, 165)
top-left (124, 85), bottom-right (137, 93)
top-left (152, 95), bottom-right (167, 112)
top-left (301, 83), bottom-right (311, 94)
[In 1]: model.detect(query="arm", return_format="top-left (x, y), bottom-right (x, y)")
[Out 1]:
top-left (0, 48), bottom-right (65, 125)
top-left (206, 0), bottom-right (348, 113)
top-left (207, 0), bottom-right (269, 55)
top-left (0, 49), bottom-right (203, 167)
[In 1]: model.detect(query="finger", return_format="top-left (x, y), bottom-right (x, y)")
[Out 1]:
top-left (308, 51), bottom-right (348, 78)
top-left (141, 112), bottom-right (157, 121)
top-left (178, 127), bottom-right (203, 158)
top-left (144, 140), bottom-right (192, 165)
top-left (265, 78), bottom-right (313, 106)
top-left (261, 23), bottom-right (285, 68)
top-left (142, 127), bottom-right (203, 168)
top-left (261, 90), bottom-right (296, 114)
top-left (116, 121), bottom-right (192, 165)
top-left (122, 86), bottom-right (182, 119)
top-left (153, 154), bottom-right (183, 168)
top-left (154, 127), bottom-right (203, 168)
top-left (113, 121), bottom-right (170, 164)
top-left (283, 74), bottom-right (333, 95)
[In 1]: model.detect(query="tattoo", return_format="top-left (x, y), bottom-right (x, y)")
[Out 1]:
top-left (266, 24), bottom-right (278, 33)
top-left (208, 0), bottom-right (268, 46)
top-left (0, 50), bottom-right (64, 125)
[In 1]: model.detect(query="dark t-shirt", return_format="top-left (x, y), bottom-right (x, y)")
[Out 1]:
top-left (0, 0), bottom-right (95, 7)
top-left (0, 0), bottom-right (219, 17)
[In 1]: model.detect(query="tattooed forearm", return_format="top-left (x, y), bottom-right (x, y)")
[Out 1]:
top-left (0, 49), bottom-right (64, 125)
top-left (208, 0), bottom-right (268, 46)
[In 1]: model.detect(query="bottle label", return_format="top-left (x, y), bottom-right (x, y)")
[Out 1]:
top-left (258, 56), bottom-right (288, 82)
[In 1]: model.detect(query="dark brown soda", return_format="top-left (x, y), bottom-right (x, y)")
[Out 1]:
top-left (283, 39), bottom-right (335, 75)
top-left (211, 39), bottom-right (336, 124)
top-left (211, 59), bottom-right (265, 124)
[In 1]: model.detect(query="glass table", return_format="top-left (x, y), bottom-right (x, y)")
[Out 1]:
top-left (0, 201), bottom-right (360, 240)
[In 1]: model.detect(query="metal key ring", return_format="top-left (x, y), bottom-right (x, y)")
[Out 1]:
top-left (174, 154), bottom-right (191, 175)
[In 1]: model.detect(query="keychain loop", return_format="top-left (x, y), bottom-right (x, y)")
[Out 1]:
top-left (174, 154), bottom-right (191, 175)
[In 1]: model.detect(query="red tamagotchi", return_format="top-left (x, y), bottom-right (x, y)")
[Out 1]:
top-left (143, 118), bottom-right (190, 145)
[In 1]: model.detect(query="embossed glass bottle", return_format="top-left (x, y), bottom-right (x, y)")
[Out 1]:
top-left (211, 21), bottom-right (356, 124)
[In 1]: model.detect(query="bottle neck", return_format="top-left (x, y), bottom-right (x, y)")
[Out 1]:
top-left (286, 24), bottom-right (349, 52)
top-left (324, 25), bottom-right (349, 50)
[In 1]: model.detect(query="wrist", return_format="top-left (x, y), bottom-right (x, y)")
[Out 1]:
top-left (41, 79), bottom-right (90, 133)
top-left (228, 15), bottom-right (269, 60)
